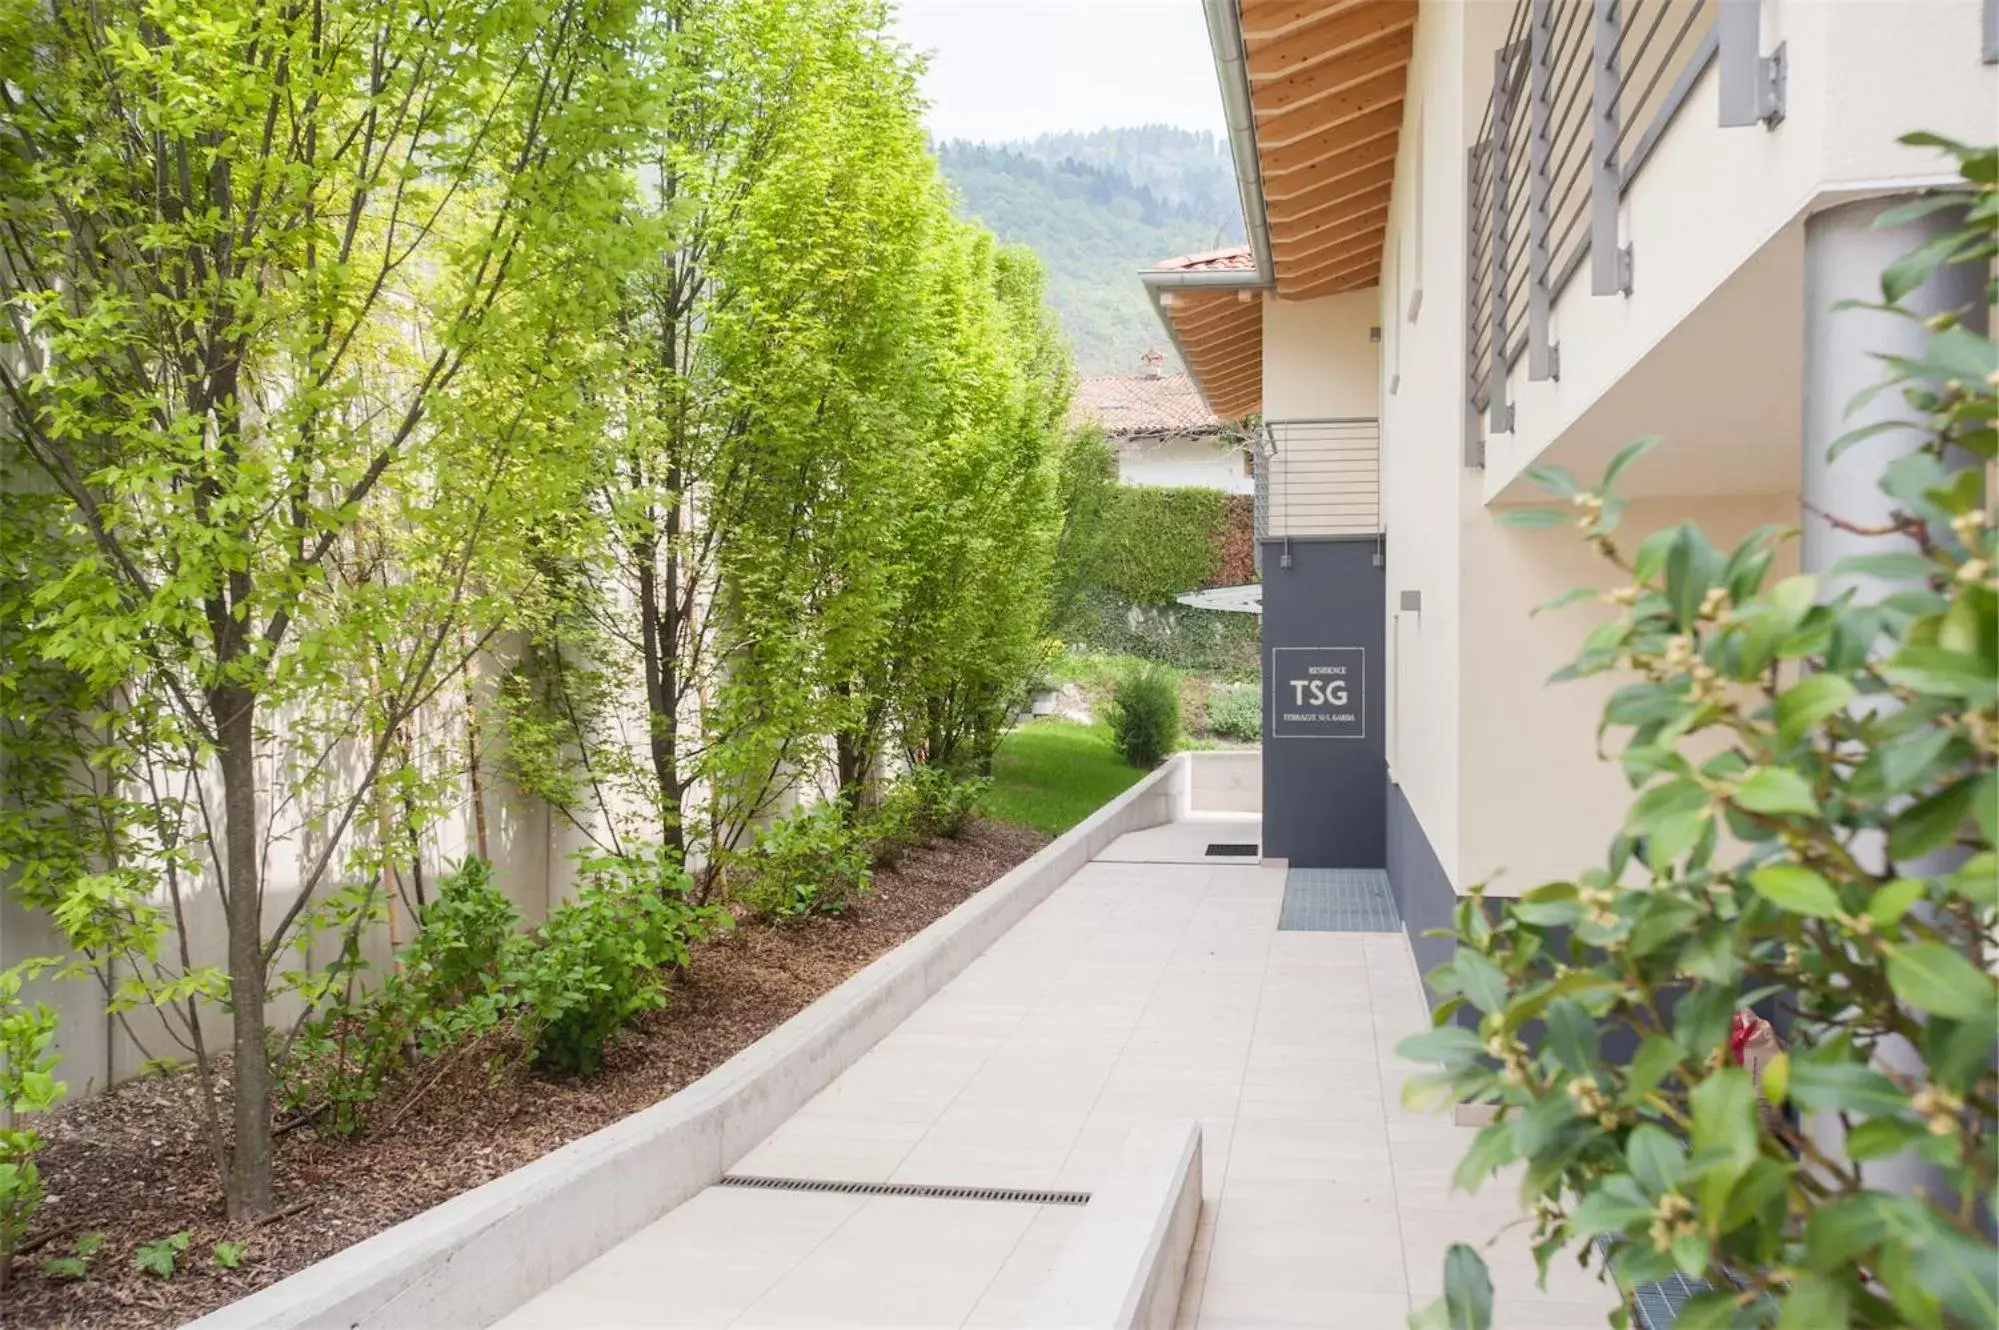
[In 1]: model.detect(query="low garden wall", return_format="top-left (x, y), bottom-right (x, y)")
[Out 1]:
top-left (185, 755), bottom-right (1194, 1330)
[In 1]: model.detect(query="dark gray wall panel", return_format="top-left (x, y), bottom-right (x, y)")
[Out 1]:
top-left (1259, 538), bottom-right (1386, 868)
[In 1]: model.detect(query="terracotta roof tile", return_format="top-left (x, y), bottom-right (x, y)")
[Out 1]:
top-left (1149, 244), bottom-right (1256, 274)
top-left (1070, 369), bottom-right (1221, 437)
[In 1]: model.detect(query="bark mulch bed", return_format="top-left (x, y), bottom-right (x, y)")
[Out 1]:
top-left (2, 818), bottom-right (1049, 1330)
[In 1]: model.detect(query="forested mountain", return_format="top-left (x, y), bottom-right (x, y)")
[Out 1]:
top-left (937, 126), bottom-right (1246, 376)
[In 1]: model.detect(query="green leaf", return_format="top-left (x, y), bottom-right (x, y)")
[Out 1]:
top-left (1787, 1058), bottom-right (1908, 1117)
top-left (1880, 230), bottom-right (1962, 303)
top-left (1452, 1120), bottom-right (1518, 1193)
top-left (1889, 778), bottom-right (1980, 862)
top-left (1545, 997), bottom-right (1598, 1075)
top-left (1865, 877), bottom-right (1927, 929)
top-left (1499, 506), bottom-right (1570, 530)
top-left (1827, 417), bottom-right (1920, 461)
top-left (1524, 465), bottom-right (1580, 497)
top-left (1886, 941), bottom-right (1993, 1020)
top-left (1534, 586), bottom-right (1601, 616)
top-left (1827, 550), bottom-right (1938, 582)
top-left (1912, 1208), bottom-right (1999, 1327)
top-left (1777, 1274), bottom-right (1853, 1329)
top-left (1732, 766), bottom-right (1819, 818)
top-left (1665, 525), bottom-right (1718, 629)
top-left (1881, 646), bottom-right (1999, 706)
top-left (1773, 672), bottom-right (1854, 745)
top-left (1805, 1194), bottom-right (1914, 1270)
top-left (1623, 1035), bottom-right (1687, 1104)
top-left (1845, 1116), bottom-right (1925, 1161)
top-left (1748, 863), bottom-right (1841, 918)
top-left (1454, 950), bottom-right (1509, 1015)
top-left (1690, 1069), bottom-right (1758, 1192)
top-left (1398, 1025), bottom-right (1486, 1064)
top-left (1571, 1174), bottom-right (1654, 1238)
top-left (1625, 1124), bottom-right (1687, 1197)
top-left (1442, 1243), bottom-right (1494, 1330)
top-left (1602, 435), bottom-right (1661, 488)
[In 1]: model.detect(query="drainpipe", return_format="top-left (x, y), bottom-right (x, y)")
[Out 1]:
top-left (1203, 0), bottom-right (1275, 284)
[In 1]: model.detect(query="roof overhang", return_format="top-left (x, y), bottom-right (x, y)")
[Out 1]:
top-left (1144, 0), bottom-right (1414, 418)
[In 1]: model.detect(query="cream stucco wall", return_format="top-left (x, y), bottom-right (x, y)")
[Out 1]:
top-left (1381, 0), bottom-right (1474, 886)
top-left (1457, 494), bottom-right (1801, 896)
top-left (1262, 288), bottom-right (1381, 420)
top-left (1116, 435), bottom-right (1254, 495)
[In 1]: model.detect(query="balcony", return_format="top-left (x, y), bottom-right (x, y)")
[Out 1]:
top-left (1256, 417), bottom-right (1382, 543)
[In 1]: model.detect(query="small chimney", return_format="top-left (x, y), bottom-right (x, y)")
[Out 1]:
top-left (1140, 347), bottom-right (1165, 379)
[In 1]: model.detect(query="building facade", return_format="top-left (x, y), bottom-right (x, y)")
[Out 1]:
top-left (1072, 346), bottom-right (1257, 494)
top-left (1146, 0), bottom-right (1995, 997)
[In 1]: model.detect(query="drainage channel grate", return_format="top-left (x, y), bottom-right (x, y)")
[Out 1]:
top-left (1594, 1238), bottom-right (1774, 1329)
top-left (1277, 867), bottom-right (1401, 932)
top-left (1205, 842), bottom-right (1259, 857)
top-left (718, 1174), bottom-right (1091, 1206)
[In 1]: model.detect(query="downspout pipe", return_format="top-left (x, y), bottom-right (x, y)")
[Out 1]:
top-left (1204, 0), bottom-right (1275, 284)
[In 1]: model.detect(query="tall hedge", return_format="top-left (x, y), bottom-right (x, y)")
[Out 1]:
top-left (1088, 485), bottom-right (1227, 603)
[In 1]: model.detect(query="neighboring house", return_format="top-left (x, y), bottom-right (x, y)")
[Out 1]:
top-left (1143, 0), bottom-right (1993, 981)
top-left (1071, 346), bottom-right (1254, 495)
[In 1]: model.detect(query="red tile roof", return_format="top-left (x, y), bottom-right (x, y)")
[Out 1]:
top-left (1148, 245), bottom-right (1256, 274)
top-left (1071, 368), bottom-right (1222, 438)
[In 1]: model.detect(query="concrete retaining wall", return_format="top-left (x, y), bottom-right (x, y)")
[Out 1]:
top-left (184, 755), bottom-right (1192, 1330)
top-left (1185, 750), bottom-right (1260, 815)
top-left (1019, 1120), bottom-right (1203, 1330)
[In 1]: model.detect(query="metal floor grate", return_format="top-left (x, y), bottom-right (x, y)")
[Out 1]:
top-left (1206, 843), bottom-right (1259, 857)
top-left (1595, 1237), bottom-right (1759, 1329)
top-left (718, 1174), bottom-right (1091, 1206)
top-left (1277, 867), bottom-right (1400, 932)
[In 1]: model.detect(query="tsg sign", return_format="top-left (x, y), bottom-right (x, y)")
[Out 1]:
top-left (1270, 647), bottom-right (1365, 740)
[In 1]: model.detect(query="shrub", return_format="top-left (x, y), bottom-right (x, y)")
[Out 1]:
top-left (1109, 667), bottom-right (1179, 768)
top-left (1204, 686), bottom-right (1261, 742)
top-left (906, 764), bottom-right (988, 839)
top-left (1404, 141), bottom-right (1996, 1330)
top-left (734, 802), bottom-right (872, 920)
top-left (516, 848), bottom-right (709, 1076)
top-left (0, 960), bottom-right (62, 1296)
top-left (284, 858), bottom-right (527, 1133)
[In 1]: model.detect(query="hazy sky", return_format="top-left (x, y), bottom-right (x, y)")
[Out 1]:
top-left (892, 1), bottom-right (1226, 144)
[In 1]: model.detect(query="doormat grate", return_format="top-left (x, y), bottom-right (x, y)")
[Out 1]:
top-left (1206, 843), bottom-right (1259, 857)
top-left (718, 1174), bottom-right (1091, 1206)
top-left (1594, 1237), bottom-right (1774, 1329)
top-left (1277, 867), bottom-right (1400, 932)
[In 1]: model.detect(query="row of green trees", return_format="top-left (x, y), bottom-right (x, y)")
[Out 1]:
top-left (0, 0), bottom-right (1076, 1226)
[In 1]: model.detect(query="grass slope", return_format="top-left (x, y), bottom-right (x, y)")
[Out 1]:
top-left (979, 719), bottom-right (1147, 836)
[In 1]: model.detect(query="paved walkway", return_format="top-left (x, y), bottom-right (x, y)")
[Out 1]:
top-left (495, 815), bottom-right (1617, 1329)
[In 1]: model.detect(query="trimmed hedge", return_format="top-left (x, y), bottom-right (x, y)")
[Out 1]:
top-left (1088, 486), bottom-right (1227, 603)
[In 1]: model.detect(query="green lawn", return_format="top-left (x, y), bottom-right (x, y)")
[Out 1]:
top-left (980, 719), bottom-right (1147, 836)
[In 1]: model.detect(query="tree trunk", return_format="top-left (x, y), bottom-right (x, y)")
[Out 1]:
top-left (211, 682), bottom-right (274, 1219)
top-left (636, 536), bottom-right (686, 859)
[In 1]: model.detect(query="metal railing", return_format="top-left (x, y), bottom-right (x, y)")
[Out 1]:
top-left (1260, 418), bottom-right (1382, 540)
top-left (1464, 0), bottom-right (1783, 464)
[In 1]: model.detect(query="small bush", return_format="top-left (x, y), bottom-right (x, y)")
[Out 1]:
top-left (734, 803), bottom-right (872, 920)
top-left (516, 848), bottom-right (708, 1076)
top-left (285, 858), bottom-right (527, 1132)
top-left (0, 961), bottom-right (62, 1295)
top-left (906, 765), bottom-right (988, 839)
top-left (1204, 686), bottom-right (1261, 742)
top-left (1109, 667), bottom-right (1179, 768)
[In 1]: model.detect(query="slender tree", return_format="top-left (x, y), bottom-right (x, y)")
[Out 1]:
top-left (0, 0), bottom-right (650, 1216)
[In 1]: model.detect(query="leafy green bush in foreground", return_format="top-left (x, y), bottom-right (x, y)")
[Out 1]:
top-left (1406, 137), bottom-right (1996, 1330)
